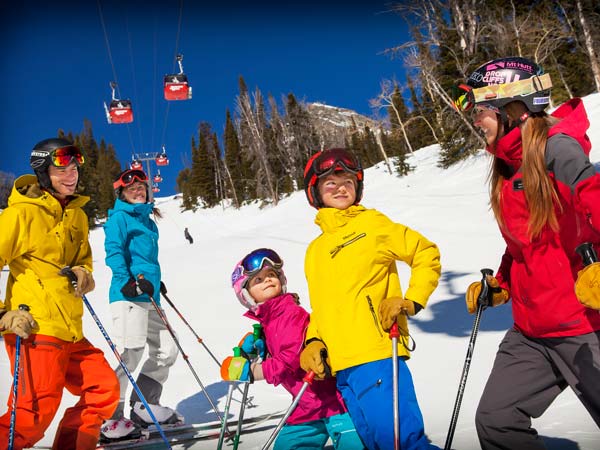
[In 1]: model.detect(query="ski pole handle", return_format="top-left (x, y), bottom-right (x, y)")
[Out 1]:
top-left (477, 268), bottom-right (494, 309)
top-left (576, 243), bottom-right (598, 267)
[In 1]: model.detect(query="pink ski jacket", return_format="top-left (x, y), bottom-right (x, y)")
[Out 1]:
top-left (492, 98), bottom-right (600, 338)
top-left (244, 293), bottom-right (347, 425)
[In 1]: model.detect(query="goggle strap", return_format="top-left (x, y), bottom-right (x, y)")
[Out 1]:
top-left (472, 73), bottom-right (552, 104)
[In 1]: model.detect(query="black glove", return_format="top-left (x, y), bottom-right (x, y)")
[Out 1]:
top-left (121, 278), bottom-right (154, 298)
top-left (160, 281), bottom-right (167, 295)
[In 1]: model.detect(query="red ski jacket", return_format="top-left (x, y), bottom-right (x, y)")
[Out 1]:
top-left (492, 98), bottom-right (600, 338)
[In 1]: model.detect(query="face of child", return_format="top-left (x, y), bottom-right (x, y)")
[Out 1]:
top-left (247, 266), bottom-right (282, 305)
top-left (122, 181), bottom-right (148, 204)
top-left (48, 162), bottom-right (79, 199)
top-left (318, 172), bottom-right (357, 210)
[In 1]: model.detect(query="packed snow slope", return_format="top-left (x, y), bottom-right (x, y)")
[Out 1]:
top-left (2, 94), bottom-right (600, 449)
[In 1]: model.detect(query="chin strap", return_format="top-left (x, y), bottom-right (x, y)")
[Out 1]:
top-left (499, 110), bottom-right (530, 136)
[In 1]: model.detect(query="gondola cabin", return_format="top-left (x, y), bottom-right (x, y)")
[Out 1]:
top-left (163, 74), bottom-right (192, 101)
top-left (106, 99), bottom-right (133, 124)
top-left (152, 184), bottom-right (160, 193)
top-left (130, 159), bottom-right (143, 170)
top-left (155, 153), bottom-right (169, 166)
top-left (153, 173), bottom-right (163, 183)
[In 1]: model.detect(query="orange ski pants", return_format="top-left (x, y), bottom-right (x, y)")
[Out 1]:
top-left (0, 334), bottom-right (119, 450)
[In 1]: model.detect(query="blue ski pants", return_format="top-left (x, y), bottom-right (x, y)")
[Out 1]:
top-left (274, 412), bottom-right (365, 450)
top-left (336, 358), bottom-right (438, 450)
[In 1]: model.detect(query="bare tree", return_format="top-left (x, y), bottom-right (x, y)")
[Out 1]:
top-left (236, 87), bottom-right (278, 204)
top-left (371, 79), bottom-right (415, 154)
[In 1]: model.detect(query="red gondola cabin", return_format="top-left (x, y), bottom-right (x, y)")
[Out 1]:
top-left (153, 172), bottom-right (163, 183)
top-left (155, 153), bottom-right (169, 166)
top-left (106, 99), bottom-right (133, 124)
top-left (130, 159), bottom-right (143, 170)
top-left (163, 74), bottom-right (192, 101)
top-left (152, 184), bottom-right (160, 193)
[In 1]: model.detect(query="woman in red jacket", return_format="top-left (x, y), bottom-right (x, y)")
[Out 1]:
top-left (452, 56), bottom-right (600, 449)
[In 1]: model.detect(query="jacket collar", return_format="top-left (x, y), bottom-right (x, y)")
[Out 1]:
top-left (315, 205), bottom-right (366, 233)
top-left (243, 292), bottom-right (298, 322)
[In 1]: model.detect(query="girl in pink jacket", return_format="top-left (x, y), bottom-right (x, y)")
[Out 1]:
top-left (222, 248), bottom-right (365, 450)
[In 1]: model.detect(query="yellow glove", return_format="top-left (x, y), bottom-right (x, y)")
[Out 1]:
top-left (466, 275), bottom-right (509, 314)
top-left (0, 309), bottom-right (38, 339)
top-left (378, 297), bottom-right (418, 332)
top-left (72, 266), bottom-right (95, 297)
top-left (575, 262), bottom-right (600, 309)
top-left (299, 339), bottom-right (330, 380)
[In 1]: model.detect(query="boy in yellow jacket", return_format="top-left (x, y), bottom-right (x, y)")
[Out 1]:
top-left (299, 148), bottom-right (441, 450)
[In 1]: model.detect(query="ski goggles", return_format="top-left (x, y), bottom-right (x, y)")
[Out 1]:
top-left (113, 169), bottom-right (148, 190)
top-left (241, 248), bottom-right (283, 276)
top-left (51, 146), bottom-right (85, 167)
top-left (451, 73), bottom-right (552, 113)
top-left (313, 148), bottom-right (361, 178)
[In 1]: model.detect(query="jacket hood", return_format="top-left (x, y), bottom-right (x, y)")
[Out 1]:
top-left (9, 174), bottom-right (89, 211)
top-left (108, 197), bottom-right (154, 217)
top-left (489, 98), bottom-right (591, 170)
top-left (547, 97), bottom-right (591, 155)
top-left (314, 205), bottom-right (366, 233)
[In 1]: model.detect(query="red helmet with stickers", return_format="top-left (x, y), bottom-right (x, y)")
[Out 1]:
top-left (452, 57), bottom-right (552, 114)
top-left (303, 148), bottom-right (364, 209)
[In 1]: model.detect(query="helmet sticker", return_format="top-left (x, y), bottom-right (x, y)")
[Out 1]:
top-left (231, 265), bottom-right (244, 285)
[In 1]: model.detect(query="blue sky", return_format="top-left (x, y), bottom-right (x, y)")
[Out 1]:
top-left (0, 0), bottom-right (409, 196)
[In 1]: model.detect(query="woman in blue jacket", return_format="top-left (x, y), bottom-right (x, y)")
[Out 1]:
top-left (101, 168), bottom-right (181, 442)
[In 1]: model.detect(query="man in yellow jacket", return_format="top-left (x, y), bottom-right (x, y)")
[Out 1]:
top-left (300, 148), bottom-right (441, 450)
top-left (0, 138), bottom-right (119, 450)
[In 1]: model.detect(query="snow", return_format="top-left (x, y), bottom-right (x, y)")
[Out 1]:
top-left (2, 93), bottom-right (600, 449)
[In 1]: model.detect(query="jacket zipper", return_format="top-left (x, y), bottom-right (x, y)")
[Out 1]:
top-left (366, 295), bottom-right (383, 337)
top-left (329, 233), bottom-right (366, 258)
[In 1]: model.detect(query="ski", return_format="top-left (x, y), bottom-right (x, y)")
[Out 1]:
top-left (95, 410), bottom-right (286, 449)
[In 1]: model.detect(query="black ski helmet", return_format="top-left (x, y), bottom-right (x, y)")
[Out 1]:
top-left (30, 138), bottom-right (83, 190)
top-left (466, 56), bottom-right (551, 113)
top-left (303, 148), bottom-right (364, 209)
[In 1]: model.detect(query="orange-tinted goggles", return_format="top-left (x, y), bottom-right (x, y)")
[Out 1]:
top-left (51, 146), bottom-right (85, 167)
top-left (113, 169), bottom-right (148, 190)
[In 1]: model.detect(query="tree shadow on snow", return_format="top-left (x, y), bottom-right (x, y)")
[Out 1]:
top-left (408, 270), bottom-right (514, 337)
top-left (175, 380), bottom-right (233, 425)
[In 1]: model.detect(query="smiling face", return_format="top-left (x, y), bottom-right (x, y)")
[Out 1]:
top-left (317, 172), bottom-right (357, 210)
top-left (121, 181), bottom-right (148, 204)
top-left (47, 162), bottom-right (79, 199)
top-left (247, 266), bottom-right (282, 305)
top-left (472, 105), bottom-right (500, 147)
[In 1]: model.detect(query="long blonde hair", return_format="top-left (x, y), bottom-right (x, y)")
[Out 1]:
top-left (489, 102), bottom-right (561, 239)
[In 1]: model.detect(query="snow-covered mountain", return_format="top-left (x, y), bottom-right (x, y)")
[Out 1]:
top-left (1, 94), bottom-right (600, 449)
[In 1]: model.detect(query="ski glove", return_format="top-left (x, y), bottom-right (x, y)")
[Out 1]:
top-left (238, 332), bottom-right (266, 361)
top-left (0, 309), bottom-right (38, 339)
top-left (299, 339), bottom-right (331, 380)
top-left (575, 262), bottom-right (600, 310)
top-left (121, 277), bottom-right (154, 298)
top-left (71, 266), bottom-right (95, 297)
top-left (466, 275), bottom-right (509, 314)
top-left (378, 297), bottom-right (421, 332)
top-left (220, 355), bottom-right (253, 382)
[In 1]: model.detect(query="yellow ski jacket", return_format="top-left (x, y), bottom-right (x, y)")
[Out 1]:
top-left (0, 175), bottom-right (92, 342)
top-left (304, 205), bottom-right (441, 374)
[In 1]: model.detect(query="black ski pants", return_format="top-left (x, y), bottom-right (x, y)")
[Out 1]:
top-left (475, 327), bottom-right (600, 450)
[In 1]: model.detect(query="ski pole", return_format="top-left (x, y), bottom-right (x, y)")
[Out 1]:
top-left (232, 381), bottom-right (251, 450)
top-left (8, 304), bottom-right (29, 450)
top-left (576, 242), bottom-right (598, 266)
top-left (262, 371), bottom-right (315, 450)
top-left (217, 383), bottom-right (235, 450)
top-left (160, 284), bottom-right (254, 407)
top-left (444, 268), bottom-right (493, 450)
top-left (59, 268), bottom-right (173, 450)
top-left (390, 322), bottom-right (400, 450)
top-left (140, 278), bottom-right (229, 435)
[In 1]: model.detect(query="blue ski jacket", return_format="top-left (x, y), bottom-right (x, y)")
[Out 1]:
top-left (104, 198), bottom-right (161, 305)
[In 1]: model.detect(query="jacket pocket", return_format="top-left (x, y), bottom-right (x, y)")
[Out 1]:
top-left (366, 295), bottom-right (383, 338)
